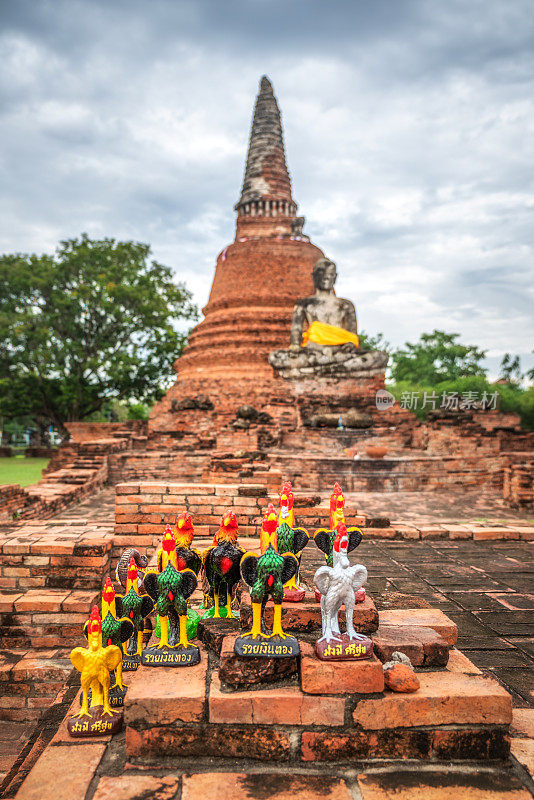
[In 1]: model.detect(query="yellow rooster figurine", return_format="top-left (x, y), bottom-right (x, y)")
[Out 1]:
top-left (67, 606), bottom-right (123, 737)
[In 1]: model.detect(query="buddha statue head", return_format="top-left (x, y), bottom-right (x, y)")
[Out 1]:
top-left (312, 258), bottom-right (337, 293)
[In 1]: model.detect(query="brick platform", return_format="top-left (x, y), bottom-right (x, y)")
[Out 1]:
top-left (1, 489), bottom-right (534, 798)
top-left (115, 601), bottom-right (515, 768)
top-left (113, 482), bottom-right (534, 544)
top-left (123, 644), bottom-right (512, 766)
top-left (4, 529), bottom-right (534, 799)
top-left (239, 590), bottom-right (379, 634)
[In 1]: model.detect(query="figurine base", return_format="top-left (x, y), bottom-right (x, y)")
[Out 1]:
top-left (234, 634), bottom-right (300, 658)
top-left (314, 587), bottom-right (366, 604)
top-left (283, 586), bottom-right (306, 602)
top-left (67, 705), bottom-right (123, 737)
top-left (122, 654), bottom-right (140, 672)
top-left (240, 591), bottom-right (378, 635)
top-left (201, 606), bottom-right (239, 620)
top-left (82, 684), bottom-right (127, 709)
top-left (141, 643), bottom-right (200, 667)
top-left (314, 633), bottom-right (373, 661)
top-left (220, 633), bottom-right (298, 688)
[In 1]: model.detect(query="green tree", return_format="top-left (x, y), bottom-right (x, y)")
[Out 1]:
top-left (358, 330), bottom-right (391, 352)
top-left (390, 330), bottom-right (487, 384)
top-left (0, 235), bottom-right (197, 437)
top-left (499, 353), bottom-right (522, 385)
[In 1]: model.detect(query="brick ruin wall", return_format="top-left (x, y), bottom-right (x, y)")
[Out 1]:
top-left (1, 375), bottom-right (533, 522)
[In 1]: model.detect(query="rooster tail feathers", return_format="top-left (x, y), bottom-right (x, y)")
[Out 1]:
top-left (347, 528), bottom-right (363, 551)
top-left (292, 527), bottom-right (309, 554)
top-left (239, 552), bottom-right (258, 587)
top-left (313, 565), bottom-right (332, 596)
top-left (179, 568), bottom-right (198, 601)
top-left (350, 564), bottom-right (368, 591)
top-left (281, 552), bottom-right (299, 585)
top-left (313, 530), bottom-right (332, 556)
top-left (142, 571), bottom-right (159, 602)
top-left (140, 594), bottom-right (155, 618)
top-left (119, 618), bottom-right (135, 643)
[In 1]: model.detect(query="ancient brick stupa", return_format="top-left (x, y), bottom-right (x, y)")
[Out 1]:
top-left (149, 77), bottom-right (387, 452)
top-left (172, 76), bottom-right (323, 381)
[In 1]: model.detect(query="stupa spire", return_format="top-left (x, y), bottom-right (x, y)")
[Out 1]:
top-left (235, 76), bottom-right (297, 220)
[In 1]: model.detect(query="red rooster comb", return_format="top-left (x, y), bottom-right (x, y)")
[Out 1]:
top-left (162, 527), bottom-right (176, 553)
top-left (264, 502), bottom-right (277, 520)
top-left (280, 481), bottom-right (294, 508)
top-left (102, 577), bottom-right (115, 602)
top-left (330, 482), bottom-right (344, 506)
top-left (127, 556), bottom-right (138, 581)
top-left (176, 512), bottom-right (193, 531)
top-left (333, 523), bottom-right (349, 553)
top-left (88, 605), bottom-right (102, 634)
top-left (222, 509), bottom-right (238, 527)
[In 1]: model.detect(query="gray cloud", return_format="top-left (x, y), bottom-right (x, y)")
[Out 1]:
top-left (0, 0), bottom-right (533, 376)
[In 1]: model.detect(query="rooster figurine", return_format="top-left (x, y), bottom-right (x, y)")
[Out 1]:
top-left (235, 505), bottom-right (300, 657)
top-left (275, 481), bottom-right (309, 602)
top-left (143, 527), bottom-right (200, 666)
top-left (115, 547), bottom-right (153, 650)
top-left (314, 484), bottom-right (365, 604)
top-left (203, 510), bottom-right (244, 619)
top-left (171, 513), bottom-right (202, 576)
top-left (67, 606), bottom-right (123, 737)
top-left (313, 524), bottom-right (372, 661)
top-left (116, 547), bottom-right (148, 588)
top-left (314, 483), bottom-right (363, 565)
top-left (95, 577), bottom-right (134, 693)
top-left (156, 521), bottom-right (201, 640)
top-left (118, 558), bottom-right (155, 662)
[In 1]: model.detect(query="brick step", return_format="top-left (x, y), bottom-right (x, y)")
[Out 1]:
top-left (114, 481), bottom-right (368, 541)
top-left (239, 591), bottom-right (379, 635)
top-left (78, 770), bottom-right (534, 800)
top-left (0, 648), bottom-right (72, 722)
top-left (124, 640), bottom-right (512, 765)
top-left (0, 527), bottom-right (112, 592)
top-left (0, 589), bottom-right (100, 648)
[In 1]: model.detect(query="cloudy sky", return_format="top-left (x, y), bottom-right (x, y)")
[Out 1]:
top-left (1, 0), bottom-right (533, 377)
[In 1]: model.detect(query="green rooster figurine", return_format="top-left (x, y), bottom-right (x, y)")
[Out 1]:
top-left (118, 557), bottom-right (155, 667)
top-left (234, 504), bottom-right (300, 658)
top-left (143, 527), bottom-right (200, 666)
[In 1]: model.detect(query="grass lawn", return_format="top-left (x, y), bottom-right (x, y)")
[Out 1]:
top-left (0, 456), bottom-right (49, 487)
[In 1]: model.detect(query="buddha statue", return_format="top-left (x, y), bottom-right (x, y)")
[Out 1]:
top-left (289, 258), bottom-right (358, 351)
top-left (269, 257), bottom-right (388, 380)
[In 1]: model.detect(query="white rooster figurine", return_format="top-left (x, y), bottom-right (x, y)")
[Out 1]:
top-left (314, 523), bottom-right (367, 644)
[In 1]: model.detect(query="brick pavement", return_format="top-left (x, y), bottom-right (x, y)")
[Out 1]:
top-left (1, 487), bottom-right (533, 798)
top-left (301, 539), bottom-right (534, 710)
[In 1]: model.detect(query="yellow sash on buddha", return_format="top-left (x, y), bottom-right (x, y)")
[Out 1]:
top-left (301, 321), bottom-right (359, 348)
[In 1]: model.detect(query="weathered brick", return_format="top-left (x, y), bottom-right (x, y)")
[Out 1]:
top-left (126, 723), bottom-right (291, 762)
top-left (209, 670), bottom-right (345, 726)
top-left (14, 742), bottom-right (106, 800)
top-left (352, 672), bottom-right (512, 729)
top-left (300, 642), bottom-right (384, 695)
top-left (125, 655), bottom-right (207, 726)
top-left (356, 770), bottom-right (531, 798)
top-left (378, 609), bottom-right (457, 645)
top-left (301, 729), bottom-right (432, 762)
top-left (93, 775), bottom-right (180, 800)
top-left (372, 625), bottom-right (449, 667)
top-left (181, 773), bottom-right (352, 800)
top-left (433, 728), bottom-right (510, 760)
